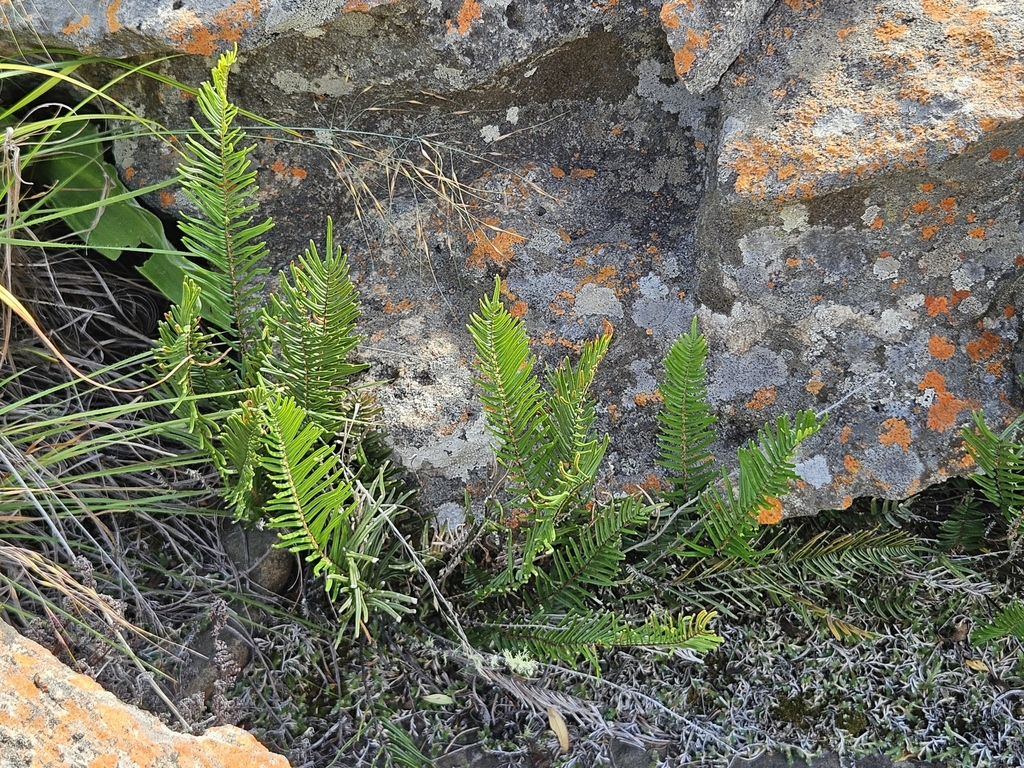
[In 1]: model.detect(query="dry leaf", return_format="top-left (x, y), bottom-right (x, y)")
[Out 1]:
top-left (965, 658), bottom-right (990, 673)
top-left (547, 706), bottom-right (569, 753)
top-left (422, 693), bottom-right (454, 705)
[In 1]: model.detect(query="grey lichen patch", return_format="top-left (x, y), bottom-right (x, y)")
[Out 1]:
top-left (631, 274), bottom-right (693, 343)
top-left (795, 455), bottom-right (832, 490)
top-left (706, 347), bottom-right (789, 405)
top-left (270, 69), bottom-right (356, 97)
top-left (574, 284), bottom-right (623, 318)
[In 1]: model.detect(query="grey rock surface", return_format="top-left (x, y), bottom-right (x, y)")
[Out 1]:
top-left (12, 0), bottom-right (1023, 517)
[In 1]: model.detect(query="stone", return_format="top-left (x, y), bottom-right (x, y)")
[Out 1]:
top-left (696, 0), bottom-right (1024, 512)
top-left (9, 0), bottom-right (1023, 516)
top-left (660, 0), bottom-right (776, 94)
top-left (0, 620), bottom-right (288, 768)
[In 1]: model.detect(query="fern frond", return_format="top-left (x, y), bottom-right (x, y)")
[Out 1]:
top-left (962, 410), bottom-right (1024, 533)
top-left (686, 411), bottom-right (824, 561)
top-left (938, 488), bottom-right (988, 552)
top-left (261, 217), bottom-right (369, 433)
top-left (175, 47), bottom-right (271, 369)
top-left (154, 277), bottom-right (236, 437)
top-left (483, 608), bottom-right (722, 668)
top-left (220, 392), bottom-right (267, 521)
top-left (547, 330), bottom-right (611, 468)
top-left (259, 394), bottom-right (413, 634)
top-left (538, 495), bottom-right (652, 610)
top-left (657, 318), bottom-right (717, 502)
top-left (468, 276), bottom-right (553, 496)
top-left (973, 600), bottom-right (1024, 643)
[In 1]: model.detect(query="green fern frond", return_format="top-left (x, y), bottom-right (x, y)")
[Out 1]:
top-left (547, 331), bottom-right (611, 468)
top-left (175, 47), bottom-right (271, 369)
top-left (220, 392), bottom-right (268, 521)
top-left (538, 495), bottom-right (652, 610)
top-left (938, 488), bottom-right (988, 552)
top-left (973, 600), bottom-right (1024, 643)
top-left (484, 608), bottom-right (722, 668)
top-left (657, 318), bottom-right (717, 502)
top-left (468, 276), bottom-right (553, 496)
top-left (685, 411), bottom-right (824, 561)
top-left (154, 277), bottom-right (236, 436)
top-left (261, 217), bottom-right (369, 433)
top-left (962, 410), bottom-right (1024, 533)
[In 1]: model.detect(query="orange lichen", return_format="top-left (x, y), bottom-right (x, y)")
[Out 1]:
top-left (569, 168), bottom-right (596, 179)
top-left (806, 373), bottom-right (824, 395)
top-left (454, 0), bottom-right (481, 33)
top-left (269, 159), bottom-right (307, 180)
top-left (467, 218), bottom-right (525, 269)
top-left (746, 386), bottom-right (777, 410)
top-left (870, 216), bottom-right (884, 229)
top-left (920, 225), bottom-right (939, 239)
top-left (928, 335), bottom-right (955, 359)
top-left (382, 299), bottom-right (414, 314)
top-left (837, 25), bottom-right (856, 42)
top-left (509, 300), bottom-right (528, 319)
top-left (966, 330), bottom-right (1002, 361)
top-left (873, 20), bottom-right (908, 42)
top-left (159, 190), bottom-right (176, 208)
top-left (550, 167), bottom-right (565, 178)
top-left (840, 425), bottom-right (852, 443)
top-left (168, 0), bottom-right (260, 55)
top-left (106, 0), bottom-right (121, 31)
top-left (879, 417), bottom-right (912, 450)
top-left (659, 0), bottom-right (693, 30)
top-left (124, 166), bottom-right (135, 181)
top-left (633, 391), bottom-right (663, 407)
top-left (576, 265), bottom-right (619, 291)
top-left (61, 15), bottom-right (90, 34)
top-left (918, 369), bottom-right (977, 432)
top-left (911, 200), bottom-right (930, 214)
top-left (968, 227), bottom-right (986, 239)
top-left (843, 454), bottom-right (862, 474)
top-left (757, 497), bottom-right (784, 525)
top-left (924, 295), bottom-right (949, 316)
top-left (922, 0), bottom-right (953, 22)
top-left (939, 196), bottom-right (956, 212)
top-left (673, 27), bottom-right (710, 78)
top-left (990, 147), bottom-right (1010, 161)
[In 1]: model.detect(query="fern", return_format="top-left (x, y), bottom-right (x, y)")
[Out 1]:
top-left (260, 217), bottom-right (369, 434)
top-left (962, 410), bottom-right (1024, 539)
top-left (537, 495), bottom-right (652, 611)
top-left (483, 609), bottom-right (722, 669)
top-left (154, 276), bottom-right (236, 434)
top-left (468, 277), bottom-right (554, 498)
top-left (937, 487), bottom-right (988, 553)
top-left (258, 394), bottom-right (414, 637)
top-left (682, 411), bottom-right (825, 561)
top-left (174, 46), bottom-right (271, 371)
top-left (973, 600), bottom-right (1024, 643)
top-left (657, 317), bottom-right (717, 502)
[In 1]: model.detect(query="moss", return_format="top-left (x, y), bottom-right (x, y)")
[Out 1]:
top-left (835, 707), bottom-right (868, 735)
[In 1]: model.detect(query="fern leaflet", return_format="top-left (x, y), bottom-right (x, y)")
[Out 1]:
top-left (657, 318), bottom-right (717, 502)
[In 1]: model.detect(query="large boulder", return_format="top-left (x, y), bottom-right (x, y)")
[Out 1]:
top-left (3, 0), bottom-right (1022, 515)
top-left (0, 620), bottom-right (288, 768)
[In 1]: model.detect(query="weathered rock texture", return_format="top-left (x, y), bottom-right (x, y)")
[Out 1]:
top-left (3, 0), bottom-right (1023, 516)
top-left (0, 620), bottom-right (288, 768)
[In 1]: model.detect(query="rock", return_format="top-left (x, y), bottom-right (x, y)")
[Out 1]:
top-left (222, 521), bottom-right (296, 596)
top-left (660, 0), bottom-right (776, 94)
top-left (0, 620), bottom-right (288, 768)
top-left (0, 0), bottom-right (401, 58)
top-left (21, 0), bottom-right (1024, 516)
top-left (696, 0), bottom-right (1024, 512)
